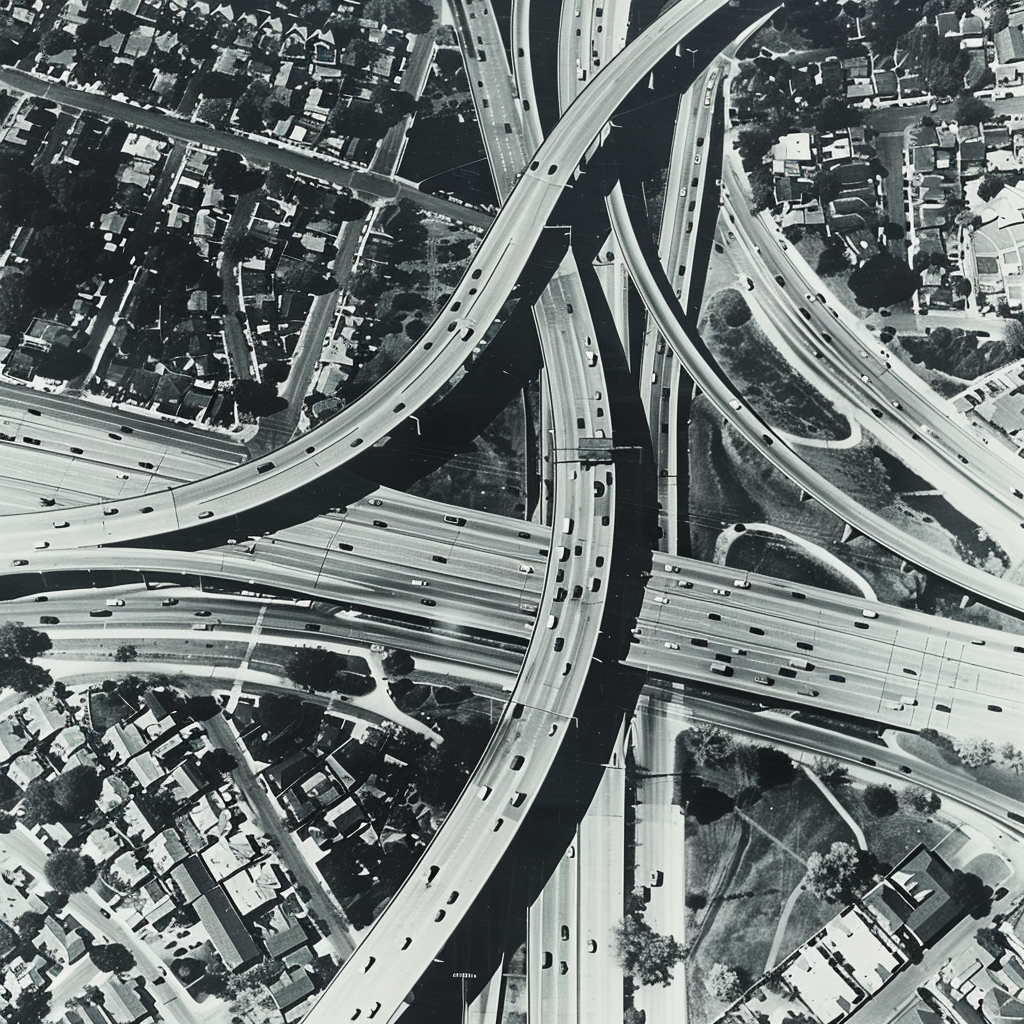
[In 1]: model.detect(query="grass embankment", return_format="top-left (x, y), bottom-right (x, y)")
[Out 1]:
top-left (687, 395), bottom-right (923, 606)
top-left (408, 387), bottom-right (529, 517)
top-left (699, 288), bottom-right (850, 440)
top-left (725, 531), bottom-right (863, 596)
top-left (676, 730), bottom-right (849, 1024)
top-left (899, 732), bottom-right (1024, 805)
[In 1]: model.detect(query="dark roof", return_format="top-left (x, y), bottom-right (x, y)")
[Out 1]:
top-left (269, 967), bottom-right (315, 1010)
top-left (194, 888), bottom-right (260, 971)
top-left (171, 856), bottom-right (216, 903)
top-left (265, 922), bottom-right (308, 959)
top-left (144, 689), bottom-right (174, 721)
top-left (888, 845), bottom-right (965, 946)
top-left (264, 751), bottom-right (316, 791)
top-left (996, 26), bottom-right (1024, 64)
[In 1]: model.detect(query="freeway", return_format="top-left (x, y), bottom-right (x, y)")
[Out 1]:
top-left (299, 250), bottom-right (616, 1022)
top-left (4, 0), bottom-right (765, 555)
top-left (0, 383), bottom-right (246, 512)
top-left (453, 0), bottom-right (529, 200)
top-left (510, 0), bottom-right (545, 153)
top-left (13, 525), bottom-right (1024, 744)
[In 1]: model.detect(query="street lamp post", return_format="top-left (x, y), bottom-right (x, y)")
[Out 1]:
top-left (685, 47), bottom-right (698, 69)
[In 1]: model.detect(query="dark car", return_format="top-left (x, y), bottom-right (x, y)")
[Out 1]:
top-left (775, 275), bottom-right (785, 286)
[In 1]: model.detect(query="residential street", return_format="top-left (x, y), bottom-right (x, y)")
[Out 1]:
top-left (0, 68), bottom-right (493, 229)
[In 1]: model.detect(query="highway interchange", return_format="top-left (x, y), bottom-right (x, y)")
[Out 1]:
top-left (7, 0), bottom-right (1024, 1021)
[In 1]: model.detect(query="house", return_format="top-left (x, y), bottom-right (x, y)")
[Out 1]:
top-left (996, 26), bottom-right (1024, 65)
top-left (863, 845), bottom-right (965, 949)
top-left (170, 856), bottom-right (217, 903)
top-left (269, 966), bottom-right (315, 1011)
top-left (101, 978), bottom-right (150, 1023)
top-left (264, 921), bottom-right (307, 959)
top-left (194, 888), bottom-right (260, 970)
top-left (150, 829), bottom-right (189, 874)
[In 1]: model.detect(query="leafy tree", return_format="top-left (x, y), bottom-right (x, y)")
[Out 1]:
top-left (734, 745), bottom-right (795, 791)
top-left (382, 649), bottom-right (415, 677)
top-left (848, 252), bottom-right (921, 309)
top-left (812, 757), bottom-right (850, 790)
top-left (805, 841), bottom-right (871, 903)
top-left (902, 785), bottom-right (941, 813)
top-left (7, 987), bottom-right (51, 1024)
top-left (284, 647), bottom-right (353, 690)
top-left (212, 153), bottom-right (264, 195)
top-left (623, 1010), bottom-right (647, 1024)
top-left (197, 97), bottom-right (233, 127)
top-left (978, 173), bottom-right (1009, 203)
top-left (363, 0), bottom-right (435, 33)
top-left (90, 942), bottom-right (136, 975)
top-left (14, 910), bottom-right (46, 940)
top-left (0, 622), bottom-right (52, 660)
top-left (222, 232), bottom-right (266, 264)
top-left (44, 849), bottom-right (97, 893)
top-left (863, 783), bottom-right (898, 817)
top-left (52, 766), bottom-right (101, 813)
top-left (21, 777), bottom-right (63, 826)
top-left (114, 644), bottom-right (138, 663)
top-left (953, 736), bottom-right (996, 767)
top-left (689, 726), bottom-right (734, 768)
top-left (685, 892), bottom-right (708, 911)
top-left (992, 8), bottom-right (1010, 33)
top-left (817, 243), bottom-right (852, 277)
top-left (611, 915), bottom-right (686, 987)
top-left (977, 926), bottom-right (1007, 959)
top-left (812, 95), bottom-right (861, 134)
top-left (955, 94), bottom-right (993, 126)
top-left (705, 961), bottom-right (743, 1001)
top-left (749, 166), bottom-right (775, 213)
top-left (0, 658), bottom-right (53, 695)
top-left (0, 809), bottom-right (15, 833)
top-left (233, 379), bottom-right (284, 417)
top-left (39, 28), bottom-right (75, 55)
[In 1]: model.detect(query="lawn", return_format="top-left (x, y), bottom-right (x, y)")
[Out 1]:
top-left (725, 531), bottom-right (863, 596)
top-left (681, 732), bottom-right (850, 1024)
top-left (832, 784), bottom-right (953, 873)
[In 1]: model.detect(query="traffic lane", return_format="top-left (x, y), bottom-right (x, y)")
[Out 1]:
top-left (0, 382), bottom-right (246, 458)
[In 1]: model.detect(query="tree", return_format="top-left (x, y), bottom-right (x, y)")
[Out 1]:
top-left (222, 232), bottom-right (266, 264)
top-left (902, 785), bottom-right (941, 813)
top-left (284, 647), bottom-right (353, 690)
top-left (735, 745), bottom-right (795, 791)
top-left (0, 658), bottom-right (53, 695)
top-left (363, 0), bottom-right (435, 33)
top-left (863, 783), bottom-right (899, 817)
top-left (52, 766), bottom-right (102, 813)
top-left (706, 962), bottom-right (743, 1002)
top-left (39, 28), bottom-right (75, 55)
top-left (978, 173), bottom-right (1008, 202)
top-left (955, 94), bottom-right (994, 126)
top-left (200, 748), bottom-right (238, 783)
top-left (611, 915), bottom-right (687, 987)
top-left (0, 809), bottom-right (15, 833)
top-left (44, 849), bottom-right (97, 893)
top-left (817, 243), bottom-right (851, 277)
top-left (90, 942), bottom-right (136, 975)
top-left (953, 736), bottom-right (996, 767)
top-left (114, 644), bottom-right (138, 663)
top-left (233, 379), bottom-right (284, 417)
top-left (689, 726), bottom-right (734, 768)
top-left (0, 621), bottom-right (52, 660)
top-left (623, 1010), bottom-right (647, 1024)
top-left (977, 926), bottom-right (1007, 959)
top-left (21, 777), bottom-right (62, 826)
top-left (382, 649), bottom-right (415, 677)
top-left (805, 841), bottom-right (871, 903)
top-left (7, 987), bottom-right (51, 1024)
top-left (848, 252), bottom-right (921, 309)
top-left (812, 757), bottom-right (850, 790)
top-left (685, 892), bottom-right (708, 911)
top-left (992, 8), bottom-right (1010, 33)
top-left (14, 910), bottom-right (46, 940)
